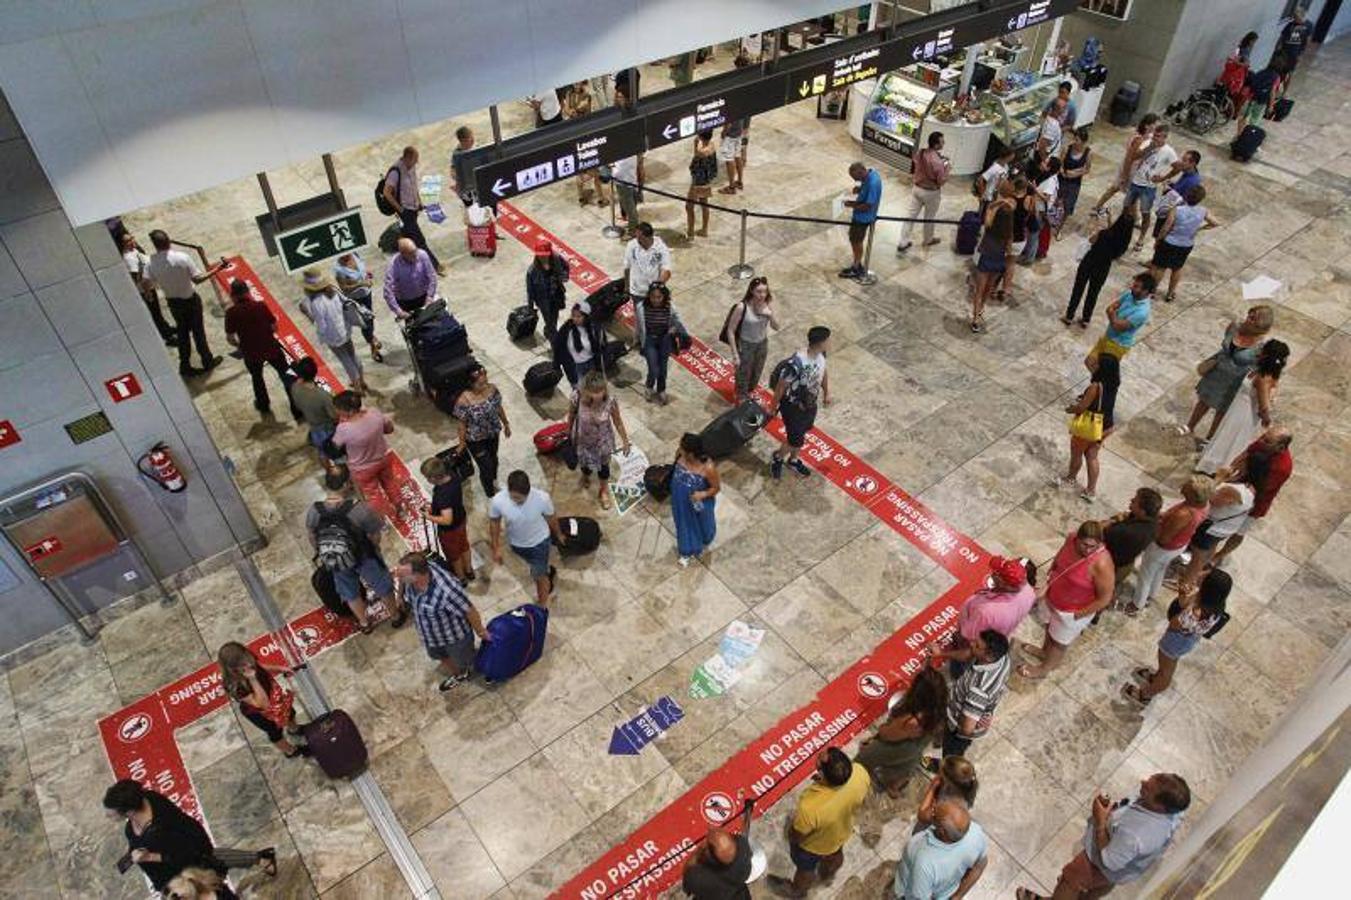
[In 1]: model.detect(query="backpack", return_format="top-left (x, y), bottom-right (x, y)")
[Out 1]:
top-left (313, 501), bottom-right (363, 572)
top-left (717, 302), bottom-right (745, 345)
top-left (374, 166), bottom-right (400, 216)
top-left (769, 354), bottom-right (805, 404)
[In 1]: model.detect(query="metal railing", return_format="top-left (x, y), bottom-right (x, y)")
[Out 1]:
top-left (601, 175), bottom-right (964, 286)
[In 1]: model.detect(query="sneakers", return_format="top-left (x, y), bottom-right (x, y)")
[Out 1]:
top-left (438, 671), bottom-right (471, 693)
top-left (390, 609), bottom-right (408, 629)
top-left (787, 458), bottom-right (811, 478)
top-left (770, 454), bottom-right (784, 480)
top-left (896, 241), bottom-right (913, 253)
top-left (837, 265), bottom-right (863, 279)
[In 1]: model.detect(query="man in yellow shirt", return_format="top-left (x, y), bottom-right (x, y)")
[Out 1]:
top-left (768, 748), bottom-right (871, 896)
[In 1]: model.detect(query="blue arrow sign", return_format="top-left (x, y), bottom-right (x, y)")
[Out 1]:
top-left (608, 696), bottom-right (684, 755)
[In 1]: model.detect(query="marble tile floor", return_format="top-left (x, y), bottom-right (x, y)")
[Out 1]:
top-left (4, 37), bottom-right (1351, 900)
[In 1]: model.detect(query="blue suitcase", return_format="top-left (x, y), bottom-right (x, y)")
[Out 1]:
top-left (955, 210), bottom-right (981, 255)
top-left (475, 603), bottom-right (549, 683)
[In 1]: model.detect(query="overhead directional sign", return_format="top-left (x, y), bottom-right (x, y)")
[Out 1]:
top-left (786, 44), bottom-right (899, 104)
top-left (275, 208), bottom-right (366, 274)
top-left (897, 0), bottom-right (1074, 63)
top-left (645, 74), bottom-right (789, 150)
top-left (473, 117), bottom-right (646, 204)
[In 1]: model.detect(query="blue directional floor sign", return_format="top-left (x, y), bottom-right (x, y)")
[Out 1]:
top-left (608, 696), bottom-right (684, 755)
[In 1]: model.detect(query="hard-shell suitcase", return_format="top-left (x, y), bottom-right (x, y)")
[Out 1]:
top-left (426, 354), bottom-right (478, 413)
top-left (1037, 221), bottom-right (1053, 258)
top-left (589, 281), bottom-right (628, 324)
top-left (699, 399), bottom-right (767, 459)
top-left (523, 360), bottom-right (563, 395)
top-left (410, 310), bottom-right (470, 364)
top-left (554, 516), bottom-right (601, 555)
top-left (467, 223), bottom-right (497, 258)
top-left (1231, 125), bottom-right (1265, 162)
top-left (311, 568), bottom-right (356, 619)
top-left (507, 305), bottom-right (538, 341)
top-left (303, 709), bottom-right (368, 778)
top-left (475, 603), bottom-right (549, 683)
top-left (534, 422), bottom-right (570, 453)
top-left (644, 464), bottom-right (673, 501)
top-left (600, 339), bottom-right (629, 372)
top-left (955, 210), bottom-right (981, 255)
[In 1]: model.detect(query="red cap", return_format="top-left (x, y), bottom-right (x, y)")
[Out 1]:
top-left (533, 238), bottom-right (552, 256)
top-left (989, 555), bottom-right (1027, 586)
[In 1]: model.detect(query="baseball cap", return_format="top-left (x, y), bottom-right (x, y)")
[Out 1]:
top-left (533, 238), bottom-right (552, 257)
top-left (989, 555), bottom-right (1028, 586)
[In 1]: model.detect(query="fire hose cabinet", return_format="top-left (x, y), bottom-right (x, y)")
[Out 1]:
top-left (0, 472), bottom-right (172, 642)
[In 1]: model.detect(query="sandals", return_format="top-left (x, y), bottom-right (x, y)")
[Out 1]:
top-left (598, 491), bottom-right (612, 510)
top-left (1132, 666), bottom-right (1155, 684)
top-left (1122, 683), bottom-right (1152, 706)
top-left (370, 340), bottom-right (384, 363)
top-left (1016, 663), bottom-right (1047, 680)
top-left (1016, 888), bottom-right (1047, 900)
top-left (1060, 315), bottom-right (1073, 326)
top-left (258, 847), bottom-right (278, 877)
top-left (1164, 292), bottom-right (1177, 303)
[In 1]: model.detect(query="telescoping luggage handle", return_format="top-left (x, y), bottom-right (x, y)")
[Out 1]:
top-left (510, 606), bottom-right (539, 671)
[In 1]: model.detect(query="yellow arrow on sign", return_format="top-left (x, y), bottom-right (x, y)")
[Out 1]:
top-left (798, 80), bottom-right (810, 98)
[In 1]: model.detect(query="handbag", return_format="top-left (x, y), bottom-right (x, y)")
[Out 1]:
top-left (1165, 598), bottom-right (1231, 639)
top-left (435, 445), bottom-right (475, 481)
top-left (1068, 385), bottom-right (1104, 442)
top-left (1196, 355), bottom-right (1218, 377)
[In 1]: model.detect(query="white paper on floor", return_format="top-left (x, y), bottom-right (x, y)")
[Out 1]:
top-left (1242, 275), bottom-right (1282, 301)
top-left (690, 620), bottom-right (766, 699)
top-left (610, 446), bottom-right (651, 515)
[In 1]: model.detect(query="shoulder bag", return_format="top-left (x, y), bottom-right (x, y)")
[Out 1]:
top-left (1068, 384), bottom-right (1104, 442)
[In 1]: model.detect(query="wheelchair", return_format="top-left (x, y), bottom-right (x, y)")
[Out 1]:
top-left (1165, 84), bottom-right (1236, 136)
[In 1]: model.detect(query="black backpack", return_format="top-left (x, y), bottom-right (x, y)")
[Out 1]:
top-left (768, 354), bottom-right (804, 404)
top-left (718, 302), bottom-right (745, 345)
top-left (313, 501), bottom-right (364, 571)
top-left (374, 166), bottom-right (400, 216)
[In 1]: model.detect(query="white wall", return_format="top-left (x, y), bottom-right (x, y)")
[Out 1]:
top-left (0, 0), bottom-right (849, 225)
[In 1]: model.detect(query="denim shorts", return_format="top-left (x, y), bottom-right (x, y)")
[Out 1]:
top-left (1125, 182), bottom-right (1158, 213)
top-left (1158, 628), bottom-right (1201, 660)
top-left (426, 633), bottom-right (476, 668)
top-left (332, 556), bottom-right (393, 603)
top-left (511, 537), bottom-right (553, 578)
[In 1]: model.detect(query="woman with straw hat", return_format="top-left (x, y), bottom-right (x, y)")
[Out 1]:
top-left (301, 266), bottom-right (368, 392)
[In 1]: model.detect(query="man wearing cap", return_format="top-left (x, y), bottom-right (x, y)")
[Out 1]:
top-left (300, 267), bottom-right (367, 392)
top-left (935, 556), bottom-right (1036, 677)
top-left (525, 239), bottom-right (571, 341)
top-left (382, 237), bottom-right (438, 319)
top-left (223, 279), bottom-right (301, 420)
top-left (682, 826), bottom-right (753, 900)
top-left (623, 223), bottom-right (672, 308)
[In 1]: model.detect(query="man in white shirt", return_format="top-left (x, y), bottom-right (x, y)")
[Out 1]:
top-left (1125, 124), bottom-right (1179, 250)
top-left (119, 233), bottom-right (177, 346)
top-left (610, 154), bottom-right (642, 235)
top-left (527, 89), bottom-right (562, 127)
top-left (622, 224), bottom-right (672, 306)
top-left (382, 146), bottom-right (445, 275)
top-left (976, 147), bottom-right (1015, 215)
top-left (146, 230), bottom-right (227, 376)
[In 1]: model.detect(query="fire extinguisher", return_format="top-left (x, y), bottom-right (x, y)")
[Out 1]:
top-left (137, 442), bottom-right (187, 493)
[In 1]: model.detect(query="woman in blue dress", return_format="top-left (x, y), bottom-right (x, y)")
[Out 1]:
top-left (670, 433), bottom-right (720, 567)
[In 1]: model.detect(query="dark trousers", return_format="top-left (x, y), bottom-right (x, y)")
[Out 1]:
top-left (1066, 260), bottom-right (1111, 323)
top-left (398, 208), bottom-right (440, 270)
top-left (350, 293), bottom-right (376, 343)
top-left (167, 293), bottom-right (213, 372)
top-left (245, 353), bottom-right (300, 418)
top-left (141, 287), bottom-right (177, 342)
top-left (396, 294), bottom-right (428, 316)
top-left (941, 727), bottom-right (973, 759)
top-left (467, 435), bottom-right (500, 495)
top-left (642, 335), bottom-right (670, 392)
top-left (539, 301), bottom-right (562, 341)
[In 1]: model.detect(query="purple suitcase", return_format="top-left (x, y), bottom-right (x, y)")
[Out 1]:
top-left (303, 709), bottom-right (367, 778)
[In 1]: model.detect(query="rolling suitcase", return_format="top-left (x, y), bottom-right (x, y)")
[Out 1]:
top-left (554, 516), bottom-right (601, 555)
top-left (644, 464), bottom-right (673, 501)
top-left (1231, 125), bottom-right (1265, 162)
top-left (303, 709), bottom-right (368, 778)
top-left (589, 280), bottom-right (628, 324)
top-left (507, 305), bottom-right (538, 340)
top-left (600, 339), bottom-right (629, 372)
top-left (523, 360), bottom-right (563, 395)
top-left (1270, 97), bottom-right (1294, 121)
top-left (475, 603), bottom-right (549, 683)
top-left (311, 568), bottom-right (356, 619)
top-left (954, 210), bottom-right (981, 255)
top-left (467, 222), bottom-right (497, 258)
top-left (534, 422), bottom-right (570, 453)
top-left (699, 399), bottom-right (767, 459)
top-left (410, 309), bottom-right (470, 363)
top-left (426, 354), bottom-right (478, 413)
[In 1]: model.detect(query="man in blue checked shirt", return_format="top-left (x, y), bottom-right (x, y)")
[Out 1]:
top-left (394, 552), bottom-right (490, 692)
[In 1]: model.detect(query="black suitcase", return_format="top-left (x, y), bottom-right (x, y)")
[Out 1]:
top-left (311, 568), bottom-right (356, 619)
top-left (303, 709), bottom-right (368, 778)
top-left (553, 516), bottom-right (601, 555)
top-left (955, 210), bottom-right (981, 255)
top-left (1270, 97), bottom-right (1294, 122)
top-left (427, 354), bottom-right (478, 413)
top-left (699, 399), bottom-right (767, 459)
top-left (644, 464), bottom-right (673, 501)
top-left (1231, 125), bottom-right (1265, 162)
top-left (523, 360), bottom-right (563, 395)
top-left (589, 281), bottom-right (629, 324)
top-left (507, 305), bottom-right (538, 341)
top-left (600, 339), bottom-right (629, 372)
top-left (409, 303), bottom-right (470, 363)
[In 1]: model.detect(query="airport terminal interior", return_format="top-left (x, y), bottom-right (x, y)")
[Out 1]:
top-left (1, 2), bottom-right (1349, 899)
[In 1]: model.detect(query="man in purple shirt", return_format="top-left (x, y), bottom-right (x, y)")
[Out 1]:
top-left (382, 237), bottom-right (438, 318)
top-left (934, 556), bottom-right (1035, 677)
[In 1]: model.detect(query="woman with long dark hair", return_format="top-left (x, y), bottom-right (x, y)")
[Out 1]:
top-left (1197, 339), bottom-right (1289, 475)
top-left (554, 302), bottom-right (605, 387)
top-left (633, 281), bottom-right (682, 405)
top-left (1123, 568), bottom-right (1231, 706)
top-left (723, 276), bottom-right (781, 401)
top-left (1062, 200), bottom-right (1137, 326)
top-left (1062, 353), bottom-right (1120, 500)
top-left (217, 643), bottom-right (308, 758)
top-left (854, 667), bottom-right (949, 797)
top-left (670, 433), bottom-right (719, 567)
top-left (453, 364), bottom-right (512, 496)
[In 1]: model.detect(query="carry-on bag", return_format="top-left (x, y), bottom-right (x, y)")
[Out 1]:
top-left (644, 464), bottom-right (673, 501)
top-left (303, 709), bottom-right (368, 778)
top-left (699, 399), bottom-right (767, 459)
top-left (475, 603), bottom-right (549, 683)
top-left (589, 281), bottom-right (629, 324)
top-left (954, 210), bottom-right (981, 255)
top-left (1231, 125), bottom-right (1265, 162)
top-left (534, 422), bottom-right (571, 453)
top-left (507, 305), bottom-right (538, 341)
top-left (523, 360), bottom-right (563, 395)
top-left (1270, 97), bottom-right (1294, 121)
top-left (467, 223), bottom-right (497, 258)
top-left (311, 568), bottom-right (356, 619)
top-left (554, 516), bottom-right (601, 555)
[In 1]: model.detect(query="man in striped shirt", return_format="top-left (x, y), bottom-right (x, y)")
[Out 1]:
top-left (394, 552), bottom-right (489, 692)
top-left (938, 630), bottom-right (1011, 760)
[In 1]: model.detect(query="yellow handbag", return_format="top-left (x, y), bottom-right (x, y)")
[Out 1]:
top-left (1068, 386), bottom-right (1104, 441)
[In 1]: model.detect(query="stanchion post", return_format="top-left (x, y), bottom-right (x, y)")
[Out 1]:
top-left (856, 221), bottom-right (879, 285)
top-left (727, 209), bottom-right (754, 280)
top-left (601, 184), bottom-right (624, 239)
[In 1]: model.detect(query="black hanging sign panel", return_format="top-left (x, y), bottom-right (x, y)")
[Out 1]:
top-left (643, 74), bottom-right (789, 149)
top-left (473, 117), bottom-right (646, 203)
top-left (784, 44), bottom-right (900, 104)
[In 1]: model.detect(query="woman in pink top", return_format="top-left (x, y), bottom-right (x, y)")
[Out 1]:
top-left (1127, 475), bottom-right (1214, 615)
top-left (1019, 521), bottom-right (1114, 679)
top-left (936, 555), bottom-right (1036, 678)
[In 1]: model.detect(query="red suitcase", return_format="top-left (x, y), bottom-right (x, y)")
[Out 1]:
top-left (467, 223), bottom-right (497, 258)
top-left (303, 709), bottom-right (367, 778)
top-left (534, 421), bottom-right (570, 453)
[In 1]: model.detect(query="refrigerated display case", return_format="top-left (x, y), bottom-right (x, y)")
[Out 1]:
top-left (979, 75), bottom-right (1061, 161)
top-left (861, 70), bottom-right (955, 172)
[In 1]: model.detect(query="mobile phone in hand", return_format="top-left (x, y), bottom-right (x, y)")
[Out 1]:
top-left (115, 852), bottom-right (134, 874)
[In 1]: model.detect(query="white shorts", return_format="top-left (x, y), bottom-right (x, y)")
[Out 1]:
top-left (718, 137), bottom-right (743, 162)
top-left (1035, 598), bottom-right (1095, 646)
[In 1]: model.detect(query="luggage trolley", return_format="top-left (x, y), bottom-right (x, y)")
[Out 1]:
top-left (401, 298), bottom-right (471, 399)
